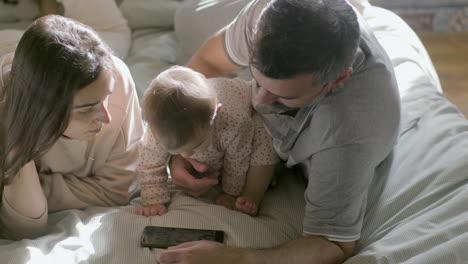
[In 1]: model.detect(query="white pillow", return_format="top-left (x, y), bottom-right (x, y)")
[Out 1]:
top-left (174, 0), bottom-right (251, 64)
top-left (0, 0), bottom-right (39, 23)
top-left (120, 0), bottom-right (183, 29)
top-left (347, 0), bottom-right (370, 14)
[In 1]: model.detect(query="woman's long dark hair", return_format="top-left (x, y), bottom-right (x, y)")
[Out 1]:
top-left (0, 120), bottom-right (5, 199)
top-left (0, 15), bottom-right (113, 184)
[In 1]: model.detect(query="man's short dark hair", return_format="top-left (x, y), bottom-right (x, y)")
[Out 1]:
top-left (250, 0), bottom-right (360, 85)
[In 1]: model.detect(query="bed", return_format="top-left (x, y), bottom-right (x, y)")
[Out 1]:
top-left (1, 0), bottom-right (468, 263)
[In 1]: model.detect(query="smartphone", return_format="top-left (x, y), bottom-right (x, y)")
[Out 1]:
top-left (140, 226), bottom-right (225, 249)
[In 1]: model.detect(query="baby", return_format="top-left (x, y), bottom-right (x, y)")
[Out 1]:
top-left (136, 66), bottom-right (278, 216)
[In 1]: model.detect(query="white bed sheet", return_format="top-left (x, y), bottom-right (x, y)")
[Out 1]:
top-left (1, 2), bottom-right (468, 264)
top-left (347, 6), bottom-right (468, 264)
top-left (0, 172), bottom-right (305, 263)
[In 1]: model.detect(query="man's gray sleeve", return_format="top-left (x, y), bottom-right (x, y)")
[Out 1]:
top-left (302, 144), bottom-right (380, 242)
top-left (224, 0), bottom-right (270, 66)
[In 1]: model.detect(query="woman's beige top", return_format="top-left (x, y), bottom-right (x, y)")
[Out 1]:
top-left (0, 53), bottom-right (143, 212)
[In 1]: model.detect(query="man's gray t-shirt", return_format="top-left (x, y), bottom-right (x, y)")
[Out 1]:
top-left (224, 0), bottom-right (400, 241)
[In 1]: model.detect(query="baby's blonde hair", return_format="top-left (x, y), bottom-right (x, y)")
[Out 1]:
top-left (143, 66), bottom-right (217, 150)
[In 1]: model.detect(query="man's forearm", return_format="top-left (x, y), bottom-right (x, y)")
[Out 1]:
top-left (156, 234), bottom-right (354, 264)
top-left (242, 235), bottom-right (354, 264)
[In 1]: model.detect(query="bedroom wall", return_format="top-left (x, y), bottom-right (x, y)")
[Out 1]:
top-left (369, 1), bottom-right (468, 116)
top-left (370, 0), bottom-right (468, 32)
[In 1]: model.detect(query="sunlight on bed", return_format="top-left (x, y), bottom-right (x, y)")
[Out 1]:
top-left (196, 0), bottom-right (220, 11)
top-left (25, 214), bottom-right (104, 264)
top-left (394, 63), bottom-right (428, 97)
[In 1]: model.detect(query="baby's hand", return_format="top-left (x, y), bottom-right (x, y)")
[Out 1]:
top-left (135, 203), bottom-right (168, 216)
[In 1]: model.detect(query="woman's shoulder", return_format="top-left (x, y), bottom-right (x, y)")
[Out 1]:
top-left (99, 56), bottom-right (142, 146)
top-left (109, 56), bottom-right (136, 106)
top-left (111, 56), bottom-right (133, 91)
top-left (105, 56), bottom-right (139, 127)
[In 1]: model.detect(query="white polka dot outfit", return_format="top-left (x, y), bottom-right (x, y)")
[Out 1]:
top-left (137, 78), bottom-right (279, 206)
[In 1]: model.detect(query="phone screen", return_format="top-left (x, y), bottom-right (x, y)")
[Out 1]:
top-left (140, 226), bottom-right (224, 248)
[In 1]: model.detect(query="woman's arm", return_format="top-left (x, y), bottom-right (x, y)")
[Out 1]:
top-left (3, 161), bottom-right (46, 219)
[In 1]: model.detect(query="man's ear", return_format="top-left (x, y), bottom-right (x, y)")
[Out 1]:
top-left (330, 67), bottom-right (353, 92)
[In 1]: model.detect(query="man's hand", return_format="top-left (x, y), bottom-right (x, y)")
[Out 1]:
top-left (169, 155), bottom-right (219, 197)
top-left (155, 241), bottom-right (240, 264)
top-left (154, 235), bottom-right (355, 264)
top-left (135, 203), bottom-right (168, 216)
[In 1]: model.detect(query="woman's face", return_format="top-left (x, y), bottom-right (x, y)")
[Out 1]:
top-left (63, 69), bottom-right (115, 140)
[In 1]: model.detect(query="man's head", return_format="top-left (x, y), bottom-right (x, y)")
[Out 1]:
top-left (143, 66), bottom-right (218, 155)
top-left (250, 0), bottom-right (360, 107)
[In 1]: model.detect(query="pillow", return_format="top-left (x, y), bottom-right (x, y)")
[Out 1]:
top-left (0, 0), bottom-right (39, 23)
top-left (347, 0), bottom-right (370, 14)
top-left (174, 0), bottom-right (250, 64)
top-left (120, 0), bottom-right (183, 29)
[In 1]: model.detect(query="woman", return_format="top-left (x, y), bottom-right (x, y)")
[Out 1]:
top-left (0, 15), bottom-right (143, 240)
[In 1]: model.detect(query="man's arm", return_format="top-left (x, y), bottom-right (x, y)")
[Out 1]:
top-left (186, 30), bottom-right (240, 78)
top-left (256, 236), bottom-right (355, 264)
top-left (156, 235), bottom-right (355, 264)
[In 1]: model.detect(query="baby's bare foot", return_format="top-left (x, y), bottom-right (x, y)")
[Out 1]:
top-left (235, 196), bottom-right (258, 216)
top-left (215, 193), bottom-right (236, 210)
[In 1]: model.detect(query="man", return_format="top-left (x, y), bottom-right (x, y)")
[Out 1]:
top-left (157, 0), bottom-right (400, 263)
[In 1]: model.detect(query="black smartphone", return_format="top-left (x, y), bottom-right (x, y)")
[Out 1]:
top-left (140, 226), bottom-right (225, 249)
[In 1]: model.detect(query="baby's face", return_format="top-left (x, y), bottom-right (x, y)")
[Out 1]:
top-left (167, 126), bottom-right (212, 158)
